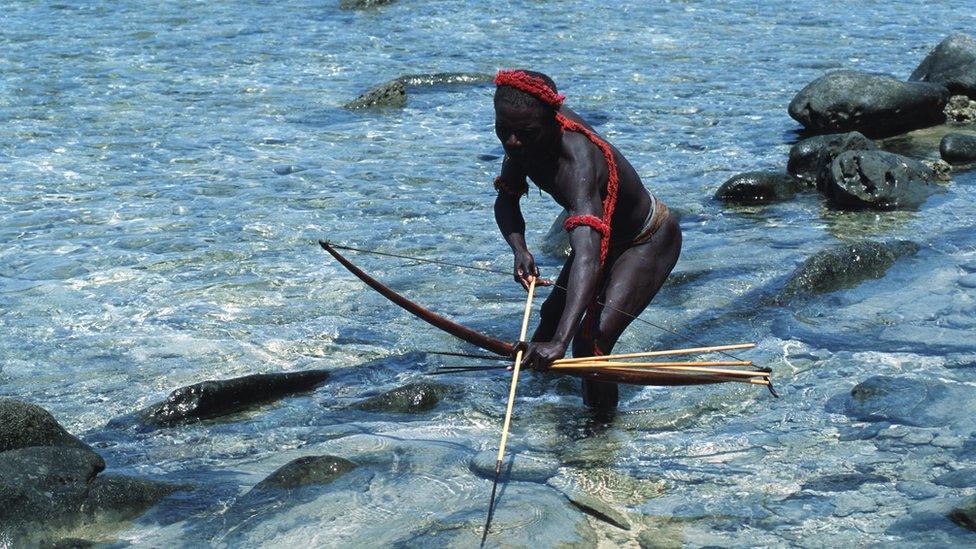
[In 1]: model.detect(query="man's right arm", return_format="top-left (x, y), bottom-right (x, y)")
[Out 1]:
top-left (493, 157), bottom-right (536, 289)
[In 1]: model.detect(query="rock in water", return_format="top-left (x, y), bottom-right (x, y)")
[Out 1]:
top-left (0, 398), bottom-right (96, 454)
top-left (561, 492), bottom-right (631, 530)
top-left (788, 70), bottom-right (948, 137)
top-left (713, 171), bottom-right (800, 204)
top-left (940, 133), bottom-right (976, 164)
top-left (469, 450), bottom-right (559, 483)
top-left (949, 497), bottom-right (976, 532)
top-left (352, 382), bottom-right (449, 413)
top-left (540, 210), bottom-right (571, 258)
top-left (787, 131), bottom-right (876, 188)
top-left (778, 240), bottom-right (918, 302)
top-left (136, 370), bottom-right (330, 428)
top-left (81, 475), bottom-right (185, 524)
top-left (945, 95), bottom-right (976, 123)
top-left (822, 150), bottom-right (939, 210)
top-left (253, 456), bottom-right (358, 491)
top-left (340, 0), bottom-right (394, 9)
top-left (909, 33), bottom-right (976, 99)
top-left (343, 80), bottom-right (406, 109)
top-left (840, 376), bottom-right (962, 428)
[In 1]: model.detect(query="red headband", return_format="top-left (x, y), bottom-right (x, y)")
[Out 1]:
top-left (494, 70), bottom-right (565, 108)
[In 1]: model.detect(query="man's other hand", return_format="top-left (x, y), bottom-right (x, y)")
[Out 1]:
top-left (512, 341), bottom-right (567, 371)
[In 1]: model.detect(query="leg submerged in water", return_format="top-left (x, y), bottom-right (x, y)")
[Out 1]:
top-left (574, 214), bottom-right (682, 410)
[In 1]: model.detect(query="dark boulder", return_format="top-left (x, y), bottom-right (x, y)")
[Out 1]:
top-left (933, 468), bottom-right (976, 489)
top-left (343, 80), bottom-right (406, 109)
top-left (909, 33), bottom-right (976, 99)
top-left (787, 131), bottom-right (876, 188)
top-left (949, 497), bottom-right (976, 532)
top-left (838, 375), bottom-right (963, 428)
top-left (253, 455), bottom-right (358, 491)
top-left (788, 70), bottom-right (949, 137)
top-left (81, 475), bottom-right (185, 524)
top-left (713, 171), bottom-right (801, 204)
top-left (822, 150), bottom-right (939, 210)
top-left (126, 370), bottom-right (329, 429)
top-left (397, 72), bottom-right (493, 87)
top-left (940, 133), bottom-right (976, 164)
top-left (778, 240), bottom-right (919, 302)
top-left (352, 382), bottom-right (450, 413)
top-left (802, 473), bottom-right (888, 492)
top-left (0, 398), bottom-right (96, 454)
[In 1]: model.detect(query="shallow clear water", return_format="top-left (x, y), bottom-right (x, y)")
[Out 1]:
top-left (2, 1), bottom-right (975, 546)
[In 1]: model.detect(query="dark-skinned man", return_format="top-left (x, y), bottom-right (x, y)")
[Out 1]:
top-left (492, 69), bottom-right (682, 409)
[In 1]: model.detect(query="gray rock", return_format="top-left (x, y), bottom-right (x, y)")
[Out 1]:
top-left (352, 382), bottom-right (449, 413)
top-left (945, 95), bottom-right (976, 123)
top-left (840, 375), bottom-right (962, 428)
top-left (778, 240), bottom-right (919, 302)
top-left (896, 481), bottom-right (940, 500)
top-left (833, 492), bottom-right (878, 517)
top-left (921, 159), bottom-right (952, 182)
top-left (0, 446), bottom-right (105, 534)
top-left (396, 72), bottom-right (493, 87)
top-left (81, 475), bottom-right (185, 523)
top-left (562, 491), bottom-right (631, 530)
top-left (343, 80), bottom-right (406, 109)
top-left (823, 150), bottom-right (939, 210)
top-left (253, 455), bottom-right (358, 491)
top-left (713, 171), bottom-right (801, 204)
top-left (803, 473), bottom-right (888, 492)
top-left (940, 133), bottom-right (976, 164)
top-left (272, 164), bottom-right (307, 175)
top-left (540, 210), bottom-right (571, 259)
top-left (469, 450), bottom-right (559, 483)
top-left (0, 398), bottom-right (95, 454)
top-left (788, 70), bottom-right (949, 137)
top-left (909, 33), bottom-right (976, 99)
top-left (787, 131), bottom-right (876, 188)
top-left (39, 539), bottom-right (94, 549)
top-left (948, 497), bottom-right (976, 532)
top-left (339, 0), bottom-right (394, 9)
top-left (125, 370), bottom-right (329, 429)
top-left (934, 468), bottom-right (976, 488)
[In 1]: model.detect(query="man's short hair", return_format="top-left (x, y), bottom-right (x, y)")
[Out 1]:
top-left (494, 70), bottom-right (559, 115)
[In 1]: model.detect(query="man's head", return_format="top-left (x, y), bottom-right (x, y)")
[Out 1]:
top-left (493, 70), bottom-right (563, 160)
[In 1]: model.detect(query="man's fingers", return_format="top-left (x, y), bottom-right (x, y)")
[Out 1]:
top-left (537, 277), bottom-right (554, 287)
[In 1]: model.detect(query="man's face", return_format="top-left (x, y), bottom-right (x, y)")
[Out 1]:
top-left (494, 102), bottom-right (558, 160)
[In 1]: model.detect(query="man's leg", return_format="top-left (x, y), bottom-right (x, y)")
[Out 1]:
top-left (530, 254), bottom-right (574, 342)
top-left (574, 216), bottom-right (683, 408)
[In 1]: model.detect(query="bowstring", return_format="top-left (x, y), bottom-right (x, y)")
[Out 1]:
top-left (322, 241), bottom-right (747, 361)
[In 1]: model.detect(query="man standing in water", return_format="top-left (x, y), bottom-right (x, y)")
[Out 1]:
top-left (492, 70), bottom-right (682, 409)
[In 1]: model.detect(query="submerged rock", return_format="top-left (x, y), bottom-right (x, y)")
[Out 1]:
top-left (0, 398), bottom-right (96, 454)
top-left (909, 33), bottom-right (976, 99)
top-left (469, 450), bottom-right (559, 483)
top-left (802, 473), bottom-right (888, 492)
top-left (253, 455), bottom-right (358, 491)
top-left (713, 171), bottom-right (800, 204)
top-left (352, 382), bottom-right (450, 413)
top-left (949, 497), bottom-right (976, 532)
top-left (343, 80), bottom-right (406, 109)
top-left (81, 475), bottom-right (185, 524)
top-left (562, 492), bottom-right (631, 530)
top-left (778, 240), bottom-right (919, 302)
top-left (940, 133), bottom-right (976, 164)
top-left (787, 131), bottom-right (876, 188)
top-left (922, 159), bottom-right (953, 182)
top-left (933, 468), bottom-right (976, 489)
top-left (945, 95), bottom-right (976, 123)
top-left (339, 0), bottom-right (395, 9)
top-left (839, 375), bottom-right (963, 428)
top-left (788, 70), bottom-right (948, 137)
top-left (822, 150), bottom-right (939, 210)
top-left (125, 370), bottom-right (329, 429)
